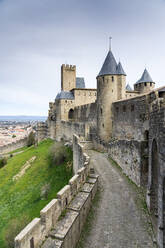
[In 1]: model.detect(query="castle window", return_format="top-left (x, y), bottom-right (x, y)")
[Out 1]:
top-left (112, 76), bottom-right (114, 82)
top-left (112, 90), bottom-right (113, 93)
top-left (100, 108), bottom-right (103, 115)
top-left (30, 238), bottom-right (34, 248)
top-left (68, 109), bottom-right (74, 120)
top-left (150, 82), bottom-right (152, 86)
top-left (116, 107), bottom-right (119, 113)
top-left (65, 100), bottom-right (67, 103)
top-left (65, 198), bottom-right (68, 206)
top-left (102, 77), bottom-right (104, 83)
top-left (144, 82), bottom-right (147, 86)
top-left (102, 123), bottom-right (104, 128)
top-left (123, 105), bottom-right (126, 112)
top-left (131, 105), bottom-right (134, 112)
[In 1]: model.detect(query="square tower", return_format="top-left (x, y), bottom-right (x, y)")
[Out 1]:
top-left (61, 64), bottom-right (76, 91)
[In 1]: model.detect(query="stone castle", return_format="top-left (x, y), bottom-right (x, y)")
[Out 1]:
top-left (37, 47), bottom-right (165, 248)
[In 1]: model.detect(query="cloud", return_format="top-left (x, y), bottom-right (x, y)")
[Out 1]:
top-left (0, 0), bottom-right (165, 115)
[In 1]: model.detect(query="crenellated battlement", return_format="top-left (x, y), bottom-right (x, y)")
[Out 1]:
top-left (61, 64), bottom-right (76, 71)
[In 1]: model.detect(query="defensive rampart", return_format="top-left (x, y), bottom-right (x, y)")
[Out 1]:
top-left (0, 137), bottom-right (27, 155)
top-left (15, 135), bottom-right (98, 248)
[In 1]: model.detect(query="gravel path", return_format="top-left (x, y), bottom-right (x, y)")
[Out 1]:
top-left (81, 150), bottom-right (155, 248)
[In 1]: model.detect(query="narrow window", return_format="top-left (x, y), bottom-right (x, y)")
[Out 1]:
top-left (112, 76), bottom-right (114, 82)
top-left (100, 108), bottom-right (103, 115)
top-left (102, 123), bottom-right (104, 128)
top-left (30, 238), bottom-right (34, 248)
top-left (150, 82), bottom-right (152, 86)
top-left (65, 198), bottom-right (68, 206)
top-left (145, 82), bottom-right (147, 86)
top-left (131, 105), bottom-right (134, 112)
top-left (123, 105), bottom-right (126, 112)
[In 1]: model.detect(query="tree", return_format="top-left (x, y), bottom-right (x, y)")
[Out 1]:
top-left (27, 131), bottom-right (35, 147)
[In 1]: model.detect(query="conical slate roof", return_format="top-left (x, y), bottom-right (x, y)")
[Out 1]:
top-left (135, 68), bottom-right (154, 84)
top-left (98, 50), bottom-right (126, 77)
top-left (126, 84), bottom-right (133, 91)
top-left (116, 62), bottom-right (126, 76)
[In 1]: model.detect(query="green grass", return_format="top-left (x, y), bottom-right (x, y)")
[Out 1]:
top-left (0, 139), bottom-right (73, 248)
top-left (7, 146), bottom-right (29, 154)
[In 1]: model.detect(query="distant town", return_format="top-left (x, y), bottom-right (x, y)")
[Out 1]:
top-left (0, 116), bottom-right (47, 147)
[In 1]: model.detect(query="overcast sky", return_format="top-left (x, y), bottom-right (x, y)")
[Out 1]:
top-left (0, 0), bottom-right (165, 116)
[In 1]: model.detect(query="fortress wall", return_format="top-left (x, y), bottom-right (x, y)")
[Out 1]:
top-left (73, 134), bottom-right (90, 174)
top-left (108, 140), bottom-right (142, 186)
top-left (73, 89), bottom-right (97, 107)
top-left (112, 94), bottom-right (150, 141)
top-left (37, 122), bottom-right (48, 142)
top-left (108, 94), bottom-right (152, 187)
top-left (146, 99), bottom-right (165, 248)
top-left (0, 137), bottom-right (27, 155)
top-left (74, 102), bottom-right (97, 124)
top-left (57, 121), bottom-right (86, 141)
top-left (15, 137), bottom-right (98, 248)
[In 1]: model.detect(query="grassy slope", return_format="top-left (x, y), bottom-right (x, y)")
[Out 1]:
top-left (0, 139), bottom-right (73, 248)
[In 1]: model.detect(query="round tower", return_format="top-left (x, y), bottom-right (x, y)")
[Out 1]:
top-left (97, 49), bottom-right (126, 142)
top-left (134, 68), bottom-right (155, 94)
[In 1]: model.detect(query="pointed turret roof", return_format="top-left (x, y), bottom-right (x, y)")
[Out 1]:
top-left (98, 50), bottom-right (126, 77)
top-left (126, 84), bottom-right (133, 91)
top-left (135, 68), bottom-right (154, 84)
top-left (116, 62), bottom-right (126, 76)
top-left (98, 50), bottom-right (118, 77)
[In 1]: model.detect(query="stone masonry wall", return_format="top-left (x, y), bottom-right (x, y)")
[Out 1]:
top-left (112, 94), bottom-right (150, 141)
top-left (0, 137), bottom-right (27, 155)
top-left (108, 140), bottom-right (142, 186)
top-left (146, 98), bottom-right (165, 248)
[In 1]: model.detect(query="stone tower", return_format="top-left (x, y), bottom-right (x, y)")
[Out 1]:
top-left (97, 49), bottom-right (126, 142)
top-left (61, 64), bottom-right (76, 91)
top-left (134, 68), bottom-right (155, 94)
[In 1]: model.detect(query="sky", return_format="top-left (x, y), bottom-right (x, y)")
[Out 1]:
top-left (0, 0), bottom-right (165, 116)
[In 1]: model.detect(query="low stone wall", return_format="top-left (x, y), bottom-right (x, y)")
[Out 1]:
top-left (73, 134), bottom-right (91, 174)
top-left (0, 137), bottom-right (27, 155)
top-left (15, 138), bottom-right (98, 248)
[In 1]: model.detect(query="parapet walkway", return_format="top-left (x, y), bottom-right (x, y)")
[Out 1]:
top-left (79, 151), bottom-right (156, 248)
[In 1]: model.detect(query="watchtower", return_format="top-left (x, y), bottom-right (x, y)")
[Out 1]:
top-left (61, 64), bottom-right (76, 91)
top-left (97, 49), bottom-right (126, 142)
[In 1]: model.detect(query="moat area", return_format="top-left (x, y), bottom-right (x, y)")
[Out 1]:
top-left (78, 151), bottom-right (156, 248)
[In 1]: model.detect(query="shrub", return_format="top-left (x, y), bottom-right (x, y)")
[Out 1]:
top-left (0, 157), bottom-right (7, 168)
top-left (48, 142), bottom-right (69, 166)
top-left (27, 131), bottom-right (35, 147)
top-left (40, 183), bottom-right (50, 200)
top-left (4, 216), bottom-right (29, 248)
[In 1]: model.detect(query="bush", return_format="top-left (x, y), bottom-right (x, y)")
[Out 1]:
top-left (0, 157), bottom-right (7, 168)
top-left (40, 183), bottom-right (50, 200)
top-left (4, 216), bottom-right (29, 248)
top-left (27, 131), bottom-right (35, 147)
top-left (48, 142), bottom-right (69, 166)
